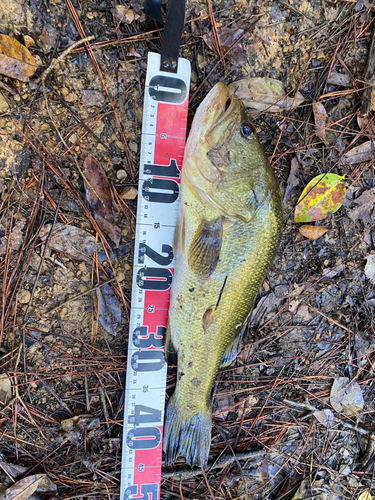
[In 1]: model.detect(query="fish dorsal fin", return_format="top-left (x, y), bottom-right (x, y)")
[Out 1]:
top-left (188, 217), bottom-right (223, 278)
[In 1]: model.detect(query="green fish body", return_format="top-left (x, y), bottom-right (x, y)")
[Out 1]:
top-left (163, 82), bottom-right (283, 467)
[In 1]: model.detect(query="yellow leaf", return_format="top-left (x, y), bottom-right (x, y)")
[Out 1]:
top-left (358, 490), bottom-right (374, 500)
top-left (294, 173), bottom-right (346, 223)
top-left (0, 34), bottom-right (38, 81)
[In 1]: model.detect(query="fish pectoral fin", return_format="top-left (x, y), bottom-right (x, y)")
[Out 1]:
top-left (220, 323), bottom-right (247, 367)
top-left (188, 217), bottom-right (223, 278)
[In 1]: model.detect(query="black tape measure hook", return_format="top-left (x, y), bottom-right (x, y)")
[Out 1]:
top-left (145, 0), bottom-right (186, 73)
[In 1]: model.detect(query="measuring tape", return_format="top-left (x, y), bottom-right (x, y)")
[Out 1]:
top-left (120, 52), bottom-right (191, 500)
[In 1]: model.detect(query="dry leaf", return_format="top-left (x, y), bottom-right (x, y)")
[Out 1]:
top-left (357, 114), bottom-right (375, 136)
top-left (83, 155), bottom-right (114, 220)
top-left (118, 62), bottom-right (138, 84)
top-left (299, 224), bottom-right (328, 241)
top-left (0, 218), bottom-right (26, 255)
top-left (0, 373), bottom-right (12, 404)
top-left (0, 34), bottom-right (38, 82)
top-left (348, 187), bottom-right (375, 221)
top-left (313, 408), bottom-right (335, 428)
top-left (326, 71), bottom-right (351, 87)
top-left (39, 223), bottom-right (102, 262)
top-left (322, 259), bottom-right (345, 278)
top-left (364, 254), bottom-right (375, 285)
top-left (61, 414), bottom-right (99, 432)
top-left (295, 304), bottom-right (312, 322)
top-left (38, 24), bottom-right (58, 52)
top-left (250, 285), bottom-right (292, 327)
top-left (4, 474), bottom-right (56, 500)
top-left (203, 28), bottom-right (248, 65)
top-left (228, 77), bottom-right (304, 113)
top-left (330, 377), bottom-right (364, 416)
top-left (288, 299), bottom-right (300, 313)
top-left (113, 5), bottom-right (140, 23)
top-left (0, 461), bottom-right (28, 480)
top-left (283, 157), bottom-right (300, 206)
top-left (313, 102), bottom-right (329, 146)
top-left (97, 283), bottom-right (121, 335)
top-left (342, 140), bottom-right (375, 165)
top-left (214, 394), bottom-right (234, 420)
top-left (80, 90), bottom-right (105, 107)
top-left (83, 155), bottom-right (121, 246)
top-left (355, 332), bottom-right (375, 368)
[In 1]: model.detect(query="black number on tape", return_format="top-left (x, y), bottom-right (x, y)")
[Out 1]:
top-left (143, 159), bottom-right (180, 179)
top-left (128, 405), bottom-right (162, 425)
top-left (126, 426), bottom-right (161, 450)
top-left (138, 243), bottom-right (173, 266)
top-left (131, 350), bottom-right (165, 372)
top-left (133, 326), bottom-right (165, 349)
top-left (124, 483), bottom-right (158, 500)
top-left (137, 267), bottom-right (172, 291)
top-left (142, 178), bottom-right (179, 204)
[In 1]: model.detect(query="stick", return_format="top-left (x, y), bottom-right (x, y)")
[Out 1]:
top-left (40, 36), bottom-right (95, 82)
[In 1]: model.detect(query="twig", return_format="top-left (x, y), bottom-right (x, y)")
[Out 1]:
top-left (98, 386), bottom-right (111, 430)
top-left (361, 20), bottom-right (375, 117)
top-left (43, 277), bottom-right (116, 315)
top-left (40, 36), bottom-right (95, 82)
top-left (161, 449), bottom-right (265, 479)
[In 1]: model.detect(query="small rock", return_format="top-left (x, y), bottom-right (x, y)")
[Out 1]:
top-left (18, 289), bottom-right (31, 304)
top-left (0, 95), bottom-right (9, 113)
top-left (80, 90), bottom-right (105, 107)
top-left (116, 169), bottom-right (128, 180)
top-left (65, 93), bottom-right (78, 103)
top-left (116, 271), bottom-right (125, 282)
top-left (120, 186), bottom-right (138, 200)
top-left (129, 141), bottom-right (138, 153)
top-left (124, 263), bottom-right (131, 271)
top-left (69, 133), bottom-right (78, 144)
top-left (23, 34), bottom-right (35, 48)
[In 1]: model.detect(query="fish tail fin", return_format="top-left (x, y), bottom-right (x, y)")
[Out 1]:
top-left (163, 396), bottom-right (211, 467)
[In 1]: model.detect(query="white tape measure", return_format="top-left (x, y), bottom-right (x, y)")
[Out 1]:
top-left (120, 52), bottom-right (191, 500)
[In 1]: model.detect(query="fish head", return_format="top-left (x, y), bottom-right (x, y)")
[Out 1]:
top-left (183, 82), bottom-right (278, 221)
top-left (204, 84), bottom-right (256, 150)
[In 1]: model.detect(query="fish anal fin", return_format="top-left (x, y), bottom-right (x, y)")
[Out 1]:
top-left (163, 396), bottom-right (211, 467)
top-left (220, 324), bottom-right (247, 368)
top-left (188, 217), bottom-right (223, 278)
top-left (164, 322), bottom-right (175, 363)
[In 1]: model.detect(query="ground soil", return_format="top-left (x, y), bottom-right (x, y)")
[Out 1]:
top-left (0, 0), bottom-right (375, 499)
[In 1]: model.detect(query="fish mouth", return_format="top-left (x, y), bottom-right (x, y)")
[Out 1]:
top-left (205, 85), bottom-right (242, 148)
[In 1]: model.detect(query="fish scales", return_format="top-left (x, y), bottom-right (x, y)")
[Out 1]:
top-left (163, 82), bottom-right (283, 467)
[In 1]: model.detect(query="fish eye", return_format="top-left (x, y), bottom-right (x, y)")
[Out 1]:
top-left (241, 123), bottom-right (253, 138)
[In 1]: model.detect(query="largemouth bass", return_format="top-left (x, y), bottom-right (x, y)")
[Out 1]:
top-left (163, 82), bottom-right (283, 467)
